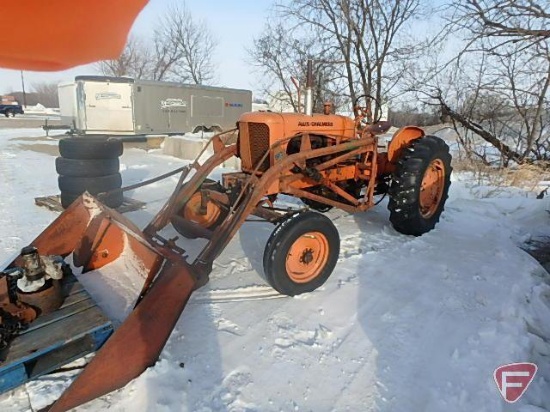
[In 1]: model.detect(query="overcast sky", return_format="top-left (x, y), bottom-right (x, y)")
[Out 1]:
top-left (0, 0), bottom-right (271, 95)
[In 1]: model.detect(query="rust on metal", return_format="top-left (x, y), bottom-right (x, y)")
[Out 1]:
top-left (17, 280), bottom-right (63, 316)
top-left (49, 261), bottom-right (195, 412)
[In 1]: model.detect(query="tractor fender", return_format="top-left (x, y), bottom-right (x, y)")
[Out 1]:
top-left (387, 126), bottom-right (425, 163)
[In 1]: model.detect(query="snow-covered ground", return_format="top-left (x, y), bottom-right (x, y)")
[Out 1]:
top-left (0, 128), bottom-right (549, 411)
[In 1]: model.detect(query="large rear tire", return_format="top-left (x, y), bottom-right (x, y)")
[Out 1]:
top-left (263, 211), bottom-right (340, 296)
top-left (388, 136), bottom-right (452, 236)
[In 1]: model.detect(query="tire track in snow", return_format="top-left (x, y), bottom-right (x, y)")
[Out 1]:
top-left (189, 284), bottom-right (286, 304)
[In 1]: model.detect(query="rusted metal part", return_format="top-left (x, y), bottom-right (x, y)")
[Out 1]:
top-left (145, 143), bottom-right (237, 235)
top-left (49, 261), bottom-right (195, 412)
top-left (17, 280), bottom-right (63, 316)
top-left (0, 277), bottom-right (36, 324)
top-left (285, 187), bottom-right (358, 213)
top-left (251, 206), bottom-right (286, 222)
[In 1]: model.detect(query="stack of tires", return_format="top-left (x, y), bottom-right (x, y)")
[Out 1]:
top-left (56, 137), bottom-right (124, 209)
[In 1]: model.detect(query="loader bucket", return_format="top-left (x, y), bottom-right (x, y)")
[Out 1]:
top-left (10, 194), bottom-right (196, 411)
top-left (50, 261), bottom-right (195, 411)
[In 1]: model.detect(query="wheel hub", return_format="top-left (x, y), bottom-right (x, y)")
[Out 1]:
top-left (285, 232), bottom-right (329, 283)
top-left (300, 248), bottom-right (314, 265)
top-left (419, 159), bottom-right (445, 218)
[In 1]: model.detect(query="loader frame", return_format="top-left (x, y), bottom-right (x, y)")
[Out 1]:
top-left (142, 123), bottom-right (390, 286)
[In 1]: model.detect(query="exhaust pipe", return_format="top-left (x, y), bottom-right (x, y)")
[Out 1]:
top-left (304, 59), bottom-right (313, 116)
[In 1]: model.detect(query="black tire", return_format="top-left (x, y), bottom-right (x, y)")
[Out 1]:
top-left (4, 109), bottom-right (14, 118)
top-left (192, 125), bottom-right (207, 133)
top-left (58, 173), bottom-right (122, 194)
top-left (59, 137), bottom-right (123, 159)
top-left (60, 190), bottom-right (124, 209)
top-left (55, 157), bottom-right (119, 177)
top-left (263, 211), bottom-right (340, 296)
top-left (388, 136), bottom-right (452, 236)
top-left (171, 179), bottom-right (229, 239)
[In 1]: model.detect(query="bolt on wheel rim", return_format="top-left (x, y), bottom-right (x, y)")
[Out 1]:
top-left (419, 158), bottom-right (445, 218)
top-left (285, 231), bottom-right (329, 283)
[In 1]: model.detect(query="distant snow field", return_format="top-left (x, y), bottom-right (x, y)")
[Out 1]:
top-left (0, 128), bottom-right (549, 412)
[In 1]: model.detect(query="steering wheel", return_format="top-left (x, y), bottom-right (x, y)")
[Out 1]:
top-left (353, 94), bottom-right (382, 123)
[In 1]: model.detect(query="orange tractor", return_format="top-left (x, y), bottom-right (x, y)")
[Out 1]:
top-left (0, 61), bottom-right (451, 410)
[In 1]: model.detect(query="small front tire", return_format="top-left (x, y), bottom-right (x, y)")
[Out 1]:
top-left (263, 211), bottom-right (340, 296)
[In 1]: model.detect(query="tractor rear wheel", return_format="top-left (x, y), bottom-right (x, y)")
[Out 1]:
top-left (388, 135), bottom-right (452, 236)
top-left (263, 211), bottom-right (340, 296)
top-left (171, 179), bottom-right (228, 239)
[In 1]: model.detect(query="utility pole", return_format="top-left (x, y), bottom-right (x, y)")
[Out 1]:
top-left (20, 70), bottom-right (27, 108)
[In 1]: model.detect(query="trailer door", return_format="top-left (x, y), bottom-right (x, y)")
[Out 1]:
top-left (83, 82), bottom-right (134, 133)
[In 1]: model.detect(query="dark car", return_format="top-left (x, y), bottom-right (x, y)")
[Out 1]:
top-left (0, 104), bottom-right (24, 117)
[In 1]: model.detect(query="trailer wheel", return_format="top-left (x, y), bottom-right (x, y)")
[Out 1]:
top-left (388, 135), bottom-right (452, 236)
top-left (171, 179), bottom-right (228, 239)
top-left (58, 173), bottom-right (122, 194)
top-left (59, 137), bottom-right (123, 159)
top-left (60, 190), bottom-right (124, 209)
top-left (263, 211), bottom-right (340, 296)
top-left (55, 157), bottom-right (120, 177)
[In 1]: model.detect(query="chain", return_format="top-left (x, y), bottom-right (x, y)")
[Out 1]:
top-left (0, 272), bottom-right (29, 356)
top-left (0, 309), bottom-right (27, 354)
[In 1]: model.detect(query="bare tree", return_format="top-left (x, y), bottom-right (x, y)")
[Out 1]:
top-left (96, 36), bottom-right (153, 78)
top-left (32, 81), bottom-right (59, 108)
top-left (155, 2), bottom-right (217, 84)
top-left (453, 0), bottom-right (550, 49)
top-left (413, 0), bottom-right (550, 165)
top-left (249, 21), bottom-right (345, 112)
top-left (251, 0), bottom-right (428, 118)
top-left (96, 1), bottom-right (217, 84)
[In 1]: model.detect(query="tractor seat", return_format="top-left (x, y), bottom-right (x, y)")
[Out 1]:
top-left (364, 120), bottom-right (392, 135)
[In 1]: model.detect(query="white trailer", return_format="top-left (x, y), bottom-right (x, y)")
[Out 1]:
top-left (58, 76), bottom-right (252, 135)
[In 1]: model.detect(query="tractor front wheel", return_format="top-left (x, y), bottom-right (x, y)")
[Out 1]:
top-left (263, 211), bottom-right (340, 296)
top-left (388, 135), bottom-right (452, 236)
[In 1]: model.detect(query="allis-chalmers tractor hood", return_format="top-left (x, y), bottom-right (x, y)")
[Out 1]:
top-left (239, 111), bottom-right (356, 140)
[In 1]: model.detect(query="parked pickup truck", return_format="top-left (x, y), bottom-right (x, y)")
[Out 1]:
top-left (0, 104), bottom-right (24, 117)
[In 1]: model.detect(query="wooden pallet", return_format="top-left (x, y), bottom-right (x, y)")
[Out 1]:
top-left (0, 276), bottom-right (113, 394)
top-left (34, 194), bottom-right (146, 214)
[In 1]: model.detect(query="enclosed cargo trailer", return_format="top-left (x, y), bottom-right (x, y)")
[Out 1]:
top-left (58, 76), bottom-right (252, 135)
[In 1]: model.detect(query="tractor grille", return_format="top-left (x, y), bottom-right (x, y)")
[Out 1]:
top-left (239, 122), bottom-right (270, 172)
